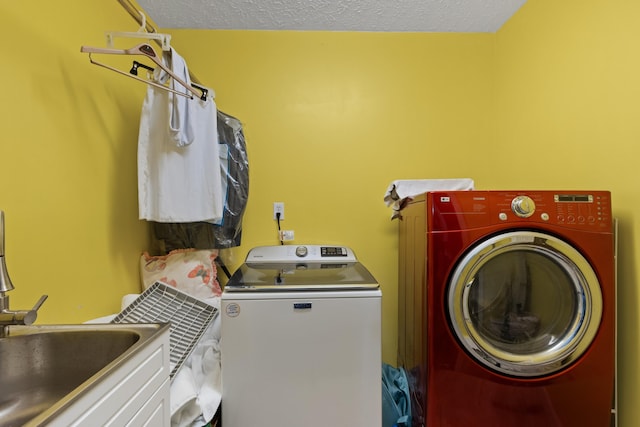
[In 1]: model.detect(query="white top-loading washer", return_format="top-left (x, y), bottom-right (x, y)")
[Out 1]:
top-left (221, 245), bottom-right (382, 427)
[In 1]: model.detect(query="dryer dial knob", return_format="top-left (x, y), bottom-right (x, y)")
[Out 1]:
top-left (295, 246), bottom-right (308, 257)
top-left (511, 195), bottom-right (535, 218)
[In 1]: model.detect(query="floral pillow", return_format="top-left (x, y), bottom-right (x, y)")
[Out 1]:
top-left (140, 249), bottom-right (222, 299)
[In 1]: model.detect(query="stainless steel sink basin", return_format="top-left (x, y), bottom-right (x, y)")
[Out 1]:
top-left (0, 323), bottom-right (169, 426)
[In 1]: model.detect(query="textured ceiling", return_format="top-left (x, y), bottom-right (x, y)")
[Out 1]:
top-left (135, 0), bottom-right (527, 33)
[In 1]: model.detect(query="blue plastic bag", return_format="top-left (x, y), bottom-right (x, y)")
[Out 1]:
top-left (382, 363), bottom-right (411, 427)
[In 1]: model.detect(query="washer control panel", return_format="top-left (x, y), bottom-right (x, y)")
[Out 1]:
top-left (319, 246), bottom-right (348, 257)
top-left (246, 245), bottom-right (356, 263)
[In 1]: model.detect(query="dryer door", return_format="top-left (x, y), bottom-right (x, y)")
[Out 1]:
top-left (447, 230), bottom-right (603, 377)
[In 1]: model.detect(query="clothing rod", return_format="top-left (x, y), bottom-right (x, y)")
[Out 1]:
top-left (117, 0), bottom-right (156, 33)
top-left (116, 0), bottom-right (203, 84)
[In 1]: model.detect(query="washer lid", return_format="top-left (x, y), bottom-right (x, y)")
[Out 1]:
top-left (225, 261), bottom-right (379, 292)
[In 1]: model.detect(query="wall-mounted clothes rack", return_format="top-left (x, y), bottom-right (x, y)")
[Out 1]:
top-left (80, 1), bottom-right (210, 101)
top-left (116, 0), bottom-right (203, 85)
top-left (80, 43), bottom-right (208, 101)
top-left (106, 9), bottom-right (171, 51)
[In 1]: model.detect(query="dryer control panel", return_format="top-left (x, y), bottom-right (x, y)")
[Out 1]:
top-left (428, 190), bottom-right (612, 231)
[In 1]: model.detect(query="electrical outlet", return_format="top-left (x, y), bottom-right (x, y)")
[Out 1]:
top-left (273, 202), bottom-right (285, 220)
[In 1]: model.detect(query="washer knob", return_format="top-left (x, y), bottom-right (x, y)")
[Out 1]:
top-left (295, 246), bottom-right (308, 257)
top-left (511, 196), bottom-right (535, 218)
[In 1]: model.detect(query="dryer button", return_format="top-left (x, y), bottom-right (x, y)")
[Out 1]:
top-left (499, 212), bottom-right (508, 221)
top-left (540, 213), bottom-right (550, 221)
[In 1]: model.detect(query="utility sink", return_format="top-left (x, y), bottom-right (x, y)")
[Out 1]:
top-left (0, 323), bottom-right (171, 427)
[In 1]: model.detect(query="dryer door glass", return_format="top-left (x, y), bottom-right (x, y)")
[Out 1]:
top-left (447, 231), bottom-right (603, 377)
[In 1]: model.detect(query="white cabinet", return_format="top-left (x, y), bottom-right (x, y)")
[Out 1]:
top-left (45, 327), bottom-right (170, 427)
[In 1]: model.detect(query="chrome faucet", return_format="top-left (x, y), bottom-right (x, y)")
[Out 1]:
top-left (0, 211), bottom-right (48, 337)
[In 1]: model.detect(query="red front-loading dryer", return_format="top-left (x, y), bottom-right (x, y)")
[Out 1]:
top-left (397, 190), bottom-right (615, 427)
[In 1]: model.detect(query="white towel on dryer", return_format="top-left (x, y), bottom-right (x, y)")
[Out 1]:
top-left (138, 48), bottom-right (223, 223)
top-left (384, 179), bottom-right (475, 219)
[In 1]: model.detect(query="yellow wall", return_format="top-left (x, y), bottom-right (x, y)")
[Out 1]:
top-left (2, 0), bottom-right (639, 425)
top-left (0, 1), bottom-right (150, 321)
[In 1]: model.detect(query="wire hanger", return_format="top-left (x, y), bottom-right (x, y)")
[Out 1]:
top-left (80, 43), bottom-right (208, 101)
top-left (106, 10), bottom-right (172, 51)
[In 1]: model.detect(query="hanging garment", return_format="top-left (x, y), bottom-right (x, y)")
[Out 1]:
top-left (214, 111), bottom-right (249, 246)
top-left (151, 110), bottom-right (249, 251)
top-left (167, 49), bottom-right (195, 148)
top-left (138, 48), bottom-right (223, 223)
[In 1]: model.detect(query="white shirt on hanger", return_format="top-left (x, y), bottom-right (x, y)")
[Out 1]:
top-left (138, 48), bottom-right (223, 223)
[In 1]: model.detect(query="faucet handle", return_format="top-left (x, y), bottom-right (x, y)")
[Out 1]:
top-left (32, 295), bottom-right (48, 312)
top-left (23, 294), bottom-right (48, 325)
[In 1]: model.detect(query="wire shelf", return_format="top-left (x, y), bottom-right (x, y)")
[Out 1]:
top-left (111, 281), bottom-right (218, 379)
